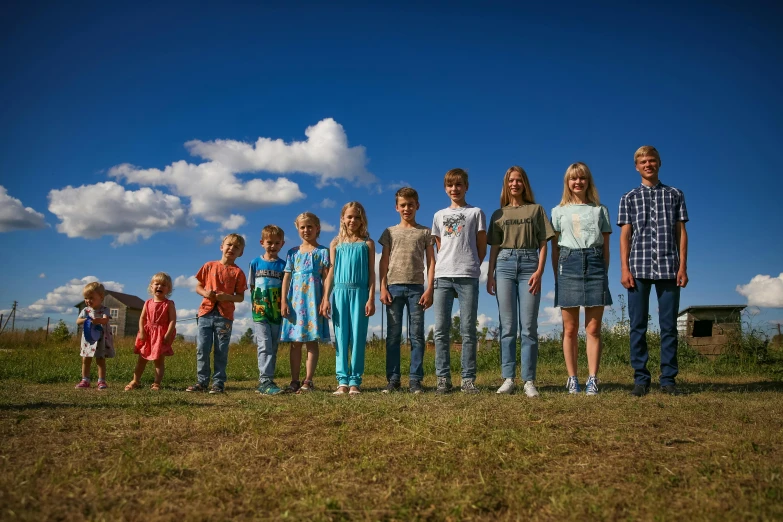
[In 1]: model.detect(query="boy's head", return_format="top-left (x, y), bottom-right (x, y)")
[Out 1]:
top-left (294, 212), bottom-right (321, 241)
top-left (395, 187), bottom-right (420, 223)
top-left (443, 168), bottom-right (469, 205)
top-left (634, 145), bottom-right (661, 185)
top-left (83, 282), bottom-right (106, 308)
top-left (220, 233), bottom-right (245, 263)
top-left (260, 225), bottom-right (285, 258)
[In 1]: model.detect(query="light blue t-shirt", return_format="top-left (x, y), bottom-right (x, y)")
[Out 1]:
top-left (551, 204), bottom-right (612, 249)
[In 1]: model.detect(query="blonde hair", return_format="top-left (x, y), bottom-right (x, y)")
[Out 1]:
top-left (500, 166), bottom-right (536, 207)
top-left (222, 233), bottom-right (246, 251)
top-left (443, 168), bottom-right (469, 188)
top-left (294, 212), bottom-right (321, 239)
top-left (559, 162), bottom-right (600, 206)
top-left (261, 225), bottom-right (284, 241)
top-left (634, 145), bottom-right (661, 166)
top-left (149, 272), bottom-right (173, 298)
top-left (337, 201), bottom-right (369, 243)
top-left (83, 282), bottom-right (106, 297)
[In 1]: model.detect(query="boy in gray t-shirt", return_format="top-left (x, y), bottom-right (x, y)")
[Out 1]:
top-left (430, 168), bottom-right (487, 394)
top-left (379, 187), bottom-right (435, 394)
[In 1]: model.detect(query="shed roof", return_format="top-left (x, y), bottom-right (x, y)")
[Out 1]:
top-left (74, 290), bottom-right (145, 310)
top-left (678, 305), bottom-right (746, 317)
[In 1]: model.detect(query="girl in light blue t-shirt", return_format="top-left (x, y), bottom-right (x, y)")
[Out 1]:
top-left (551, 162), bottom-right (612, 396)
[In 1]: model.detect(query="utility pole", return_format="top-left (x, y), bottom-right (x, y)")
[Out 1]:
top-left (11, 301), bottom-right (16, 332)
top-left (0, 302), bottom-right (16, 334)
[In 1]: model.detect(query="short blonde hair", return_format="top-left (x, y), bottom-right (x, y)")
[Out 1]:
top-left (261, 225), bottom-right (284, 241)
top-left (149, 272), bottom-right (173, 298)
top-left (500, 166), bottom-right (536, 207)
top-left (634, 145), bottom-right (661, 166)
top-left (444, 168), bottom-right (469, 188)
top-left (294, 212), bottom-right (321, 239)
top-left (83, 282), bottom-right (106, 297)
top-left (222, 233), bottom-right (246, 251)
top-left (337, 201), bottom-right (369, 243)
top-left (559, 162), bottom-right (600, 206)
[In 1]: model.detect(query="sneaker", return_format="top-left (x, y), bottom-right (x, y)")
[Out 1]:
top-left (461, 379), bottom-right (480, 394)
top-left (409, 380), bottom-right (423, 394)
top-left (185, 383), bottom-right (208, 392)
top-left (585, 376), bottom-right (599, 396)
top-left (565, 376), bottom-right (581, 394)
top-left (522, 381), bottom-right (540, 398)
top-left (660, 384), bottom-right (680, 396)
top-left (284, 380), bottom-right (301, 394)
top-left (496, 378), bottom-right (516, 394)
top-left (75, 379), bottom-right (90, 389)
top-left (382, 381), bottom-right (401, 394)
top-left (208, 384), bottom-right (224, 394)
top-left (256, 381), bottom-right (282, 395)
top-left (630, 384), bottom-right (650, 397)
top-left (97, 381), bottom-right (108, 390)
top-left (435, 376), bottom-right (453, 395)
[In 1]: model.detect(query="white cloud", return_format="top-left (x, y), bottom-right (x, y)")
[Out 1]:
top-left (0, 186), bottom-right (47, 232)
top-left (174, 275), bottom-right (199, 293)
top-left (219, 214), bottom-right (246, 231)
top-left (48, 182), bottom-right (189, 245)
top-left (319, 198), bottom-right (336, 208)
top-left (184, 118), bottom-right (376, 187)
top-left (544, 290), bottom-right (555, 301)
top-left (321, 220), bottom-right (337, 233)
top-left (39, 273), bottom-right (46, 279)
top-left (479, 261), bottom-right (489, 283)
top-left (13, 276), bottom-right (126, 319)
top-left (539, 306), bottom-right (562, 326)
top-left (736, 274), bottom-right (783, 308)
top-left (201, 235), bottom-right (215, 245)
top-left (477, 313), bottom-right (495, 328)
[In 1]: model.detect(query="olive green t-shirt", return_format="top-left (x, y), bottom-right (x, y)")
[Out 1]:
top-left (378, 224), bottom-right (432, 285)
top-left (487, 204), bottom-right (555, 249)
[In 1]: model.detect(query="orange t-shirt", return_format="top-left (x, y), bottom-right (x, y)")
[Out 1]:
top-left (196, 261), bottom-right (248, 321)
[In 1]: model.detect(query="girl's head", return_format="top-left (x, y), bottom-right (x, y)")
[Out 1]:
top-left (560, 162), bottom-right (600, 205)
top-left (500, 166), bottom-right (536, 207)
top-left (83, 282), bottom-right (106, 308)
top-left (149, 272), bottom-right (173, 300)
top-left (338, 201), bottom-right (368, 242)
top-left (294, 212), bottom-right (321, 242)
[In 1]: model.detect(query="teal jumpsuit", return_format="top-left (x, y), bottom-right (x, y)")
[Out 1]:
top-left (331, 240), bottom-right (370, 387)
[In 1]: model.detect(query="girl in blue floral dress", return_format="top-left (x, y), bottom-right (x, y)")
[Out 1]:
top-left (280, 212), bottom-right (331, 393)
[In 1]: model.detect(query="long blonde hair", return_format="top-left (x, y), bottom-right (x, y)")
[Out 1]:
top-left (294, 212), bottom-right (321, 239)
top-left (500, 166), bottom-right (536, 207)
top-left (559, 162), bottom-right (600, 206)
top-left (336, 201), bottom-right (368, 243)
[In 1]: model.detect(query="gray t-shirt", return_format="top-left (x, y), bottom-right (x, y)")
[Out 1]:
top-left (431, 205), bottom-right (486, 279)
top-left (379, 224), bottom-right (432, 285)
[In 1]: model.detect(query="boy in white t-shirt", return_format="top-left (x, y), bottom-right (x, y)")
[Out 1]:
top-left (431, 168), bottom-right (487, 394)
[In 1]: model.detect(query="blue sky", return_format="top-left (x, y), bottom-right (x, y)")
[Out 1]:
top-left (1, 2), bottom-right (782, 340)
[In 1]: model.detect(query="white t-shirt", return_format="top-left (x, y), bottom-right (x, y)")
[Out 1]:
top-left (431, 204), bottom-right (486, 279)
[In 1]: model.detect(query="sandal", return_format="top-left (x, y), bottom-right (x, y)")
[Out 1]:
top-left (284, 380), bottom-right (301, 394)
top-left (333, 385), bottom-right (349, 396)
top-left (124, 381), bottom-right (140, 392)
top-left (349, 386), bottom-right (361, 396)
top-left (150, 383), bottom-right (161, 391)
top-left (297, 380), bottom-right (315, 394)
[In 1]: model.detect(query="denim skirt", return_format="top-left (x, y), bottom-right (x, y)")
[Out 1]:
top-left (555, 247), bottom-right (612, 308)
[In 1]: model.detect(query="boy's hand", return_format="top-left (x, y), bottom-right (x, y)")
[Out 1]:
top-left (204, 290), bottom-right (218, 302)
top-left (365, 300), bottom-right (375, 317)
top-left (280, 301), bottom-right (289, 318)
top-left (621, 268), bottom-right (635, 289)
top-left (419, 288), bottom-right (433, 310)
top-left (528, 271), bottom-right (542, 295)
top-left (214, 292), bottom-right (227, 302)
top-left (676, 268), bottom-right (689, 288)
top-left (380, 287), bottom-right (392, 305)
top-left (486, 277), bottom-right (496, 296)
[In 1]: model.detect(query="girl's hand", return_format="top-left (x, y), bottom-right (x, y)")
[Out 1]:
top-left (280, 301), bottom-right (289, 318)
top-left (419, 288), bottom-right (433, 310)
top-left (528, 271), bottom-right (542, 295)
top-left (487, 276), bottom-right (496, 296)
top-left (380, 287), bottom-right (392, 305)
top-left (365, 300), bottom-right (375, 317)
top-left (138, 330), bottom-right (147, 342)
top-left (320, 299), bottom-right (331, 319)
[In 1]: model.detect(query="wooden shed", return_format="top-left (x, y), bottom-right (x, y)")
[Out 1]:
top-left (75, 291), bottom-right (145, 338)
top-left (677, 305), bottom-right (746, 359)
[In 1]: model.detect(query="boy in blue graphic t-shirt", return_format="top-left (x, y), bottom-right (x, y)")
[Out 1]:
top-left (249, 225), bottom-right (287, 395)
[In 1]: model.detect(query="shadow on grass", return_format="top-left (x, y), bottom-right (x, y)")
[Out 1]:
top-left (535, 381), bottom-right (783, 395)
top-left (0, 400), bottom-right (221, 412)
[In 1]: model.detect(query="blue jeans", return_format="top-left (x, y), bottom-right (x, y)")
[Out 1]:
top-left (495, 249), bottom-right (541, 381)
top-left (196, 308), bottom-right (233, 388)
top-left (385, 284), bottom-right (426, 383)
top-left (433, 277), bottom-right (479, 380)
top-left (254, 321), bottom-right (281, 382)
top-left (628, 278), bottom-right (680, 386)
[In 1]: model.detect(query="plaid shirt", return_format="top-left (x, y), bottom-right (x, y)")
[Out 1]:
top-left (617, 182), bottom-right (688, 280)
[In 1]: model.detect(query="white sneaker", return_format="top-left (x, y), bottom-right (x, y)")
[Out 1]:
top-left (523, 381), bottom-right (540, 398)
top-left (496, 378), bottom-right (516, 394)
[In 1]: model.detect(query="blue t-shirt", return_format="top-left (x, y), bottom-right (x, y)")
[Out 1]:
top-left (248, 256), bottom-right (286, 324)
top-left (551, 203), bottom-right (612, 249)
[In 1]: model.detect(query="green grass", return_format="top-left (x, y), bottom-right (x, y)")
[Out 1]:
top-left (1, 332), bottom-right (782, 521)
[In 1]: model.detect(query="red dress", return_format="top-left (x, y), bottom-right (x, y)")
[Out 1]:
top-left (135, 299), bottom-right (175, 360)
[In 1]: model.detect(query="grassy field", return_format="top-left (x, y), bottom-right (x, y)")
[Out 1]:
top-left (1, 330), bottom-right (782, 521)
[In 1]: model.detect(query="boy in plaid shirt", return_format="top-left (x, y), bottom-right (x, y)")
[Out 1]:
top-left (618, 146), bottom-right (689, 396)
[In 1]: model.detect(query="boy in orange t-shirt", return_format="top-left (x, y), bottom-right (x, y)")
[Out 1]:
top-left (186, 233), bottom-right (248, 394)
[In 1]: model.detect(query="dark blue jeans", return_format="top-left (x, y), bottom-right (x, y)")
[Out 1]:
top-left (385, 284), bottom-right (425, 383)
top-left (628, 278), bottom-right (680, 387)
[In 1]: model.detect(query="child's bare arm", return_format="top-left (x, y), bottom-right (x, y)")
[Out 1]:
top-left (550, 233), bottom-right (560, 279)
top-left (215, 292), bottom-right (243, 303)
top-left (379, 246), bottom-right (391, 305)
top-left (487, 245), bottom-right (500, 296)
top-left (528, 240), bottom-right (547, 295)
top-left (164, 302), bottom-right (177, 344)
top-left (365, 239), bottom-right (376, 317)
top-left (676, 222), bottom-right (688, 287)
top-left (320, 241), bottom-right (337, 318)
top-left (476, 230), bottom-right (487, 262)
top-left (420, 241), bottom-right (436, 309)
top-left (602, 232), bottom-right (610, 270)
top-left (620, 224), bottom-right (634, 289)
top-left (76, 315), bottom-right (87, 326)
top-left (138, 302), bottom-right (148, 341)
top-left (196, 283), bottom-right (217, 302)
top-left (280, 273), bottom-right (292, 317)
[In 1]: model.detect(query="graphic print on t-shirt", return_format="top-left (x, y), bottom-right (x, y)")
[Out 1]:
top-left (442, 214), bottom-right (466, 237)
